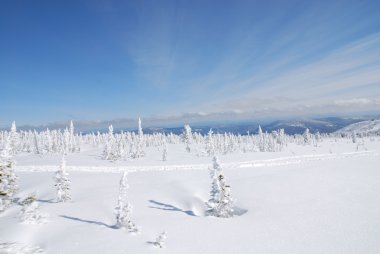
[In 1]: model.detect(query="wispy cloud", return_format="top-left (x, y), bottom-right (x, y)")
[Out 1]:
top-left (188, 31), bottom-right (380, 117)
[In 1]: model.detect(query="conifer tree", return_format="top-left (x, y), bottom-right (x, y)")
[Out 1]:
top-left (69, 120), bottom-right (75, 152)
top-left (162, 143), bottom-right (168, 161)
top-left (352, 131), bottom-right (357, 143)
top-left (135, 117), bottom-right (145, 158)
top-left (55, 156), bottom-right (71, 202)
top-left (207, 155), bottom-right (235, 218)
top-left (207, 155), bottom-right (222, 209)
top-left (183, 124), bottom-right (192, 152)
top-left (115, 172), bottom-right (139, 233)
top-left (0, 138), bottom-right (18, 212)
top-left (213, 174), bottom-right (234, 218)
top-left (206, 129), bottom-right (215, 156)
top-left (303, 128), bottom-right (311, 144)
top-left (9, 121), bottom-right (19, 155)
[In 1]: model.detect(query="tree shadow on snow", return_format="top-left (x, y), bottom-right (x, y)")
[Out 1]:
top-left (60, 215), bottom-right (118, 229)
top-left (37, 199), bottom-right (57, 204)
top-left (148, 200), bottom-right (196, 216)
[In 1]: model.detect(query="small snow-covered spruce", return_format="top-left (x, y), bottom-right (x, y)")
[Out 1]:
top-left (352, 131), bottom-right (357, 143)
top-left (205, 129), bottom-right (215, 156)
top-left (0, 138), bottom-right (18, 212)
top-left (207, 155), bottom-right (235, 218)
top-left (9, 121), bottom-right (20, 155)
top-left (20, 192), bottom-right (47, 224)
top-left (55, 156), bottom-right (71, 202)
top-left (154, 231), bottom-right (167, 248)
top-left (115, 172), bottom-right (139, 233)
top-left (134, 117), bottom-right (145, 158)
top-left (206, 155), bottom-right (222, 209)
top-left (162, 143), bottom-right (168, 161)
top-left (303, 128), bottom-right (311, 145)
top-left (213, 174), bottom-right (234, 218)
top-left (183, 124), bottom-right (192, 152)
top-left (103, 125), bottom-right (118, 161)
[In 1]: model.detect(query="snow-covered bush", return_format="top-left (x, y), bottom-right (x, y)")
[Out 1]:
top-left (154, 231), bottom-right (167, 248)
top-left (19, 193), bottom-right (47, 224)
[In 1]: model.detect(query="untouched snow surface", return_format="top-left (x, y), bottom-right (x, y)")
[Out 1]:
top-left (1, 138), bottom-right (380, 253)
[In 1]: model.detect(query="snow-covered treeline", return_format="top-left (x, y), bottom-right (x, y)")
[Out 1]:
top-left (1, 120), bottom-right (377, 162)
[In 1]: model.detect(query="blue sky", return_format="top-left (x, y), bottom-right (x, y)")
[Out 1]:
top-left (1, 0), bottom-right (380, 126)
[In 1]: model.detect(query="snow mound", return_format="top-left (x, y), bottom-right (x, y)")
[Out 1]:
top-left (0, 242), bottom-right (44, 254)
top-left (335, 119), bottom-right (380, 135)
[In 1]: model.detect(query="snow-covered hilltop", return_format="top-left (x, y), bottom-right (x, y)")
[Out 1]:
top-left (335, 119), bottom-right (380, 135)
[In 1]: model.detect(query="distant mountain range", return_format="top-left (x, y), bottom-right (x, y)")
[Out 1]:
top-left (138, 116), bottom-right (380, 135)
top-left (8, 115), bottom-right (380, 135)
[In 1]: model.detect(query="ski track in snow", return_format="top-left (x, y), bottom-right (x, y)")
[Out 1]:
top-left (15, 150), bottom-right (380, 173)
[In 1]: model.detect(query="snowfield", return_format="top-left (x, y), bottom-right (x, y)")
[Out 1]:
top-left (335, 119), bottom-right (380, 135)
top-left (1, 133), bottom-right (380, 253)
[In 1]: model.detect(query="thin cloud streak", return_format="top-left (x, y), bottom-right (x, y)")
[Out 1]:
top-left (194, 32), bottom-right (380, 116)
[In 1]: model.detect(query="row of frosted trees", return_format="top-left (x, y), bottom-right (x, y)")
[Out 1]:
top-left (1, 119), bottom-right (352, 164)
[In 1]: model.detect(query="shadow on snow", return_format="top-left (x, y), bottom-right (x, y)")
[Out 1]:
top-left (60, 215), bottom-right (118, 229)
top-left (148, 200), bottom-right (196, 217)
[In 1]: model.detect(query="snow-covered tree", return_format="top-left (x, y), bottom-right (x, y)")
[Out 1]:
top-left (154, 231), bottom-right (167, 248)
top-left (103, 125), bottom-right (119, 161)
top-left (69, 120), bottom-right (75, 152)
top-left (9, 121), bottom-right (19, 155)
top-left (207, 155), bottom-right (234, 218)
top-left (138, 117), bottom-right (143, 140)
top-left (207, 156), bottom-right (222, 209)
top-left (352, 131), bottom-right (357, 143)
top-left (205, 129), bottom-right (215, 156)
top-left (19, 192), bottom-right (47, 224)
top-left (55, 156), bottom-right (71, 202)
top-left (183, 124), bottom-right (192, 152)
top-left (162, 143), bottom-right (168, 161)
top-left (303, 128), bottom-right (311, 144)
top-left (258, 125), bottom-right (265, 152)
top-left (213, 174), bottom-right (234, 218)
top-left (0, 138), bottom-right (18, 212)
top-left (134, 117), bottom-right (145, 158)
top-left (115, 172), bottom-right (139, 233)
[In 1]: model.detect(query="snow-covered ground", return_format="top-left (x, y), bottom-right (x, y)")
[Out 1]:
top-left (335, 119), bottom-right (380, 135)
top-left (1, 137), bottom-right (380, 253)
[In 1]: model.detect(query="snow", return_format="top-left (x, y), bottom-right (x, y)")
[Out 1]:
top-left (335, 119), bottom-right (380, 135)
top-left (1, 137), bottom-right (380, 253)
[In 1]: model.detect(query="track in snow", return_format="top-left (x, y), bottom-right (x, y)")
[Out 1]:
top-left (15, 150), bottom-right (380, 173)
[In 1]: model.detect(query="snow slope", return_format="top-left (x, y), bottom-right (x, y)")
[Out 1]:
top-left (335, 119), bottom-right (380, 135)
top-left (1, 138), bottom-right (380, 253)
